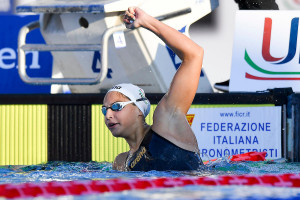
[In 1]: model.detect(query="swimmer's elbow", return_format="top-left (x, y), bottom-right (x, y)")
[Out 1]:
top-left (200, 46), bottom-right (204, 55)
top-left (187, 45), bottom-right (204, 62)
top-left (195, 46), bottom-right (204, 60)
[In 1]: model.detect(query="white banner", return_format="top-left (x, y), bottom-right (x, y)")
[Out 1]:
top-left (230, 11), bottom-right (300, 92)
top-left (188, 106), bottom-right (282, 160)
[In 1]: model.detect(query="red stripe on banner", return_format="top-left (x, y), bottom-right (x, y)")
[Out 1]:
top-left (246, 73), bottom-right (300, 80)
top-left (262, 18), bottom-right (283, 62)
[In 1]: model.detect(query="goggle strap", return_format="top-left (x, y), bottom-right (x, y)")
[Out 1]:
top-left (135, 97), bottom-right (148, 102)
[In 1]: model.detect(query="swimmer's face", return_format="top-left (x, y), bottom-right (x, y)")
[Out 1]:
top-left (103, 91), bottom-right (141, 138)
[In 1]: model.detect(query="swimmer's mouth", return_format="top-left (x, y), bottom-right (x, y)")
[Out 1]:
top-left (108, 123), bottom-right (119, 128)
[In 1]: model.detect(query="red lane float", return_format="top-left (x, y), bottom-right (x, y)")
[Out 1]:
top-left (203, 151), bottom-right (267, 164)
top-left (1, 173), bottom-right (300, 199)
top-left (231, 151), bottom-right (267, 162)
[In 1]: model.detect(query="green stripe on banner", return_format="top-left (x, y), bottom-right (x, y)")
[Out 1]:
top-left (0, 105), bottom-right (47, 165)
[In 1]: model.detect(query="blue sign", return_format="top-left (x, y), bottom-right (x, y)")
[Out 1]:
top-left (0, 15), bottom-right (52, 93)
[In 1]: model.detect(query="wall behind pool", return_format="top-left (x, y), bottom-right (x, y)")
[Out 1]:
top-left (0, 91), bottom-right (290, 165)
top-left (0, 105), bottom-right (47, 165)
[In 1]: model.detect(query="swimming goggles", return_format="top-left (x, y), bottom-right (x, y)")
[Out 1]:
top-left (102, 97), bottom-right (147, 116)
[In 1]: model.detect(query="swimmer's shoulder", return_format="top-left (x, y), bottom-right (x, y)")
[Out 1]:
top-left (112, 151), bottom-right (129, 171)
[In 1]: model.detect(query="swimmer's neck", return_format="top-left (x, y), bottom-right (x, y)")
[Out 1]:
top-left (126, 123), bottom-right (151, 154)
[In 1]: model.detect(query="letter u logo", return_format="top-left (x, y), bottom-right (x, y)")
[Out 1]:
top-left (262, 17), bottom-right (299, 64)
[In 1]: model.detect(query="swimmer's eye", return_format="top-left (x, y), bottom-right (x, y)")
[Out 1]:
top-left (102, 98), bottom-right (147, 116)
top-left (102, 102), bottom-right (130, 116)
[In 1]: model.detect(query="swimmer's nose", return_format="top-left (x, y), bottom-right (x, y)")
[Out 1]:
top-left (105, 108), bottom-right (114, 119)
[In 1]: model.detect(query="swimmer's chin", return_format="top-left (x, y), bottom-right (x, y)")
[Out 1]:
top-left (109, 129), bottom-right (124, 138)
top-left (111, 132), bottom-right (124, 138)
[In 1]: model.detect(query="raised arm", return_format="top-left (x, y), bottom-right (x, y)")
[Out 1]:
top-left (124, 7), bottom-right (204, 114)
top-left (124, 7), bottom-right (203, 152)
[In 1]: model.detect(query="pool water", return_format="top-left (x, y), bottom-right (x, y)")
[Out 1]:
top-left (1, 159), bottom-right (300, 199)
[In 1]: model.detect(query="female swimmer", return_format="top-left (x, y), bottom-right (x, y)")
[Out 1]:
top-left (102, 7), bottom-right (204, 171)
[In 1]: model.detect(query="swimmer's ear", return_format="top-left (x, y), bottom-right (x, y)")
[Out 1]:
top-left (133, 103), bottom-right (143, 117)
top-left (138, 110), bottom-right (144, 117)
top-left (137, 109), bottom-right (144, 118)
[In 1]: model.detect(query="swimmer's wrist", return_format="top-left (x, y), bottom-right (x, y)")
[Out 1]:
top-left (140, 14), bottom-right (160, 32)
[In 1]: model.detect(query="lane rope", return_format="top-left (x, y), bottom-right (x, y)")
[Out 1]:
top-left (2, 152), bottom-right (296, 199)
top-left (1, 173), bottom-right (300, 199)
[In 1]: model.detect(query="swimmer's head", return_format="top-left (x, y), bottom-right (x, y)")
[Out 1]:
top-left (106, 83), bottom-right (150, 117)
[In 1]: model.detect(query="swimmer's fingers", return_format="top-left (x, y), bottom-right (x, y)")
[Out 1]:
top-left (123, 18), bottom-right (135, 29)
top-left (128, 7), bottom-right (136, 14)
top-left (123, 13), bottom-right (135, 24)
top-left (123, 7), bottom-right (148, 29)
top-left (126, 9), bottom-right (136, 20)
top-left (122, 15), bottom-right (132, 25)
top-left (123, 9), bottom-right (137, 29)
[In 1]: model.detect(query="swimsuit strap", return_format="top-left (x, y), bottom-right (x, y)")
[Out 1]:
top-left (140, 128), bottom-right (154, 147)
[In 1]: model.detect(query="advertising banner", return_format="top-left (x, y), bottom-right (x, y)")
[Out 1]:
top-left (230, 11), bottom-right (300, 92)
top-left (188, 106), bottom-right (282, 160)
top-left (0, 15), bottom-right (52, 93)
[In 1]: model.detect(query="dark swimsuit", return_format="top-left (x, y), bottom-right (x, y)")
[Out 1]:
top-left (126, 129), bottom-right (203, 171)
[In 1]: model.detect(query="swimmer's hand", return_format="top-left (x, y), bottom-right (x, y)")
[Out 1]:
top-left (123, 7), bottom-right (147, 29)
